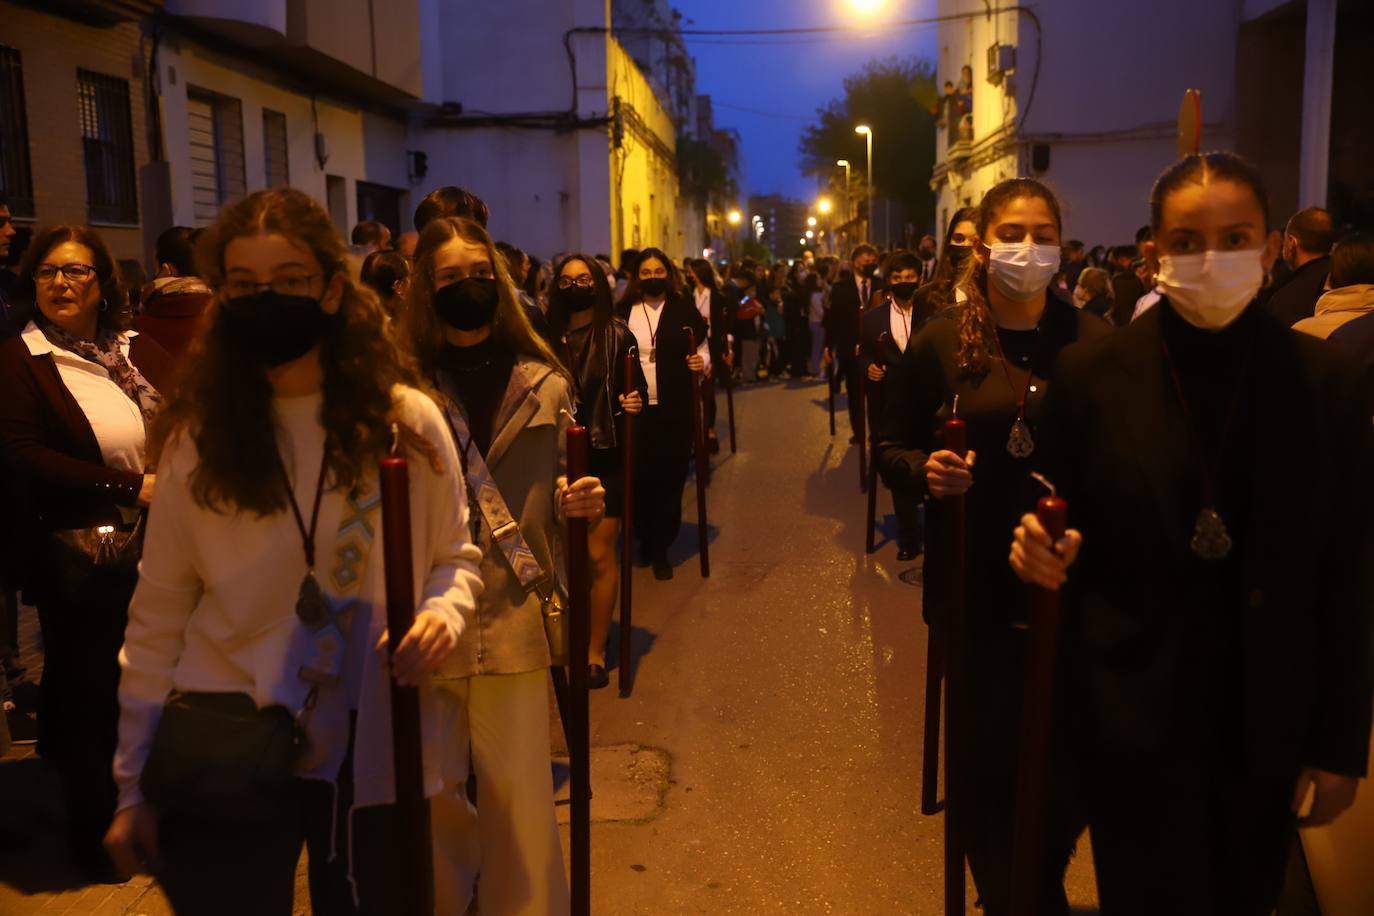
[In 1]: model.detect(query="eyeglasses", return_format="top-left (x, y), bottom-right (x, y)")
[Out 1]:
top-left (556, 276), bottom-right (595, 289)
top-left (34, 263), bottom-right (97, 284)
top-left (223, 274), bottom-right (319, 299)
top-left (639, 269), bottom-right (668, 280)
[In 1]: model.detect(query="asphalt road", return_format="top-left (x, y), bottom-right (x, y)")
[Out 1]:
top-left (568, 376), bottom-right (1098, 915)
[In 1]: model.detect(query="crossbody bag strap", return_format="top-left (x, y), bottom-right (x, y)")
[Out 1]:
top-left (436, 379), bottom-right (554, 599)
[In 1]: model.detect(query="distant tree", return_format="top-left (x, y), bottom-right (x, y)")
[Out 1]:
top-left (677, 134), bottom-right (737, 208)
top-left (799, 56), bottom-right (938, 238)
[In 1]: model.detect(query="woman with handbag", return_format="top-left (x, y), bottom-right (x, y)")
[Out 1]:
top-left (0, 225), bottom-right (171, 880)
top-left (401, 216), bottom-right (604, 915)
top-left (546, 254), bottom-right (646, 690)
top-left (103, 188), bottom-right (483, 915)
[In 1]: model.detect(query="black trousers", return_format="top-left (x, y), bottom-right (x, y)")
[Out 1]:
top-left (157, 732), bottom-right (405, 916)
top-left (634, 404), bottom-right (692, 562)
top-left (961, 627), bottom-right (1081, 916)
top-left (891, 487), bottom-right (923, 551)
top-left (831, 348), bottom-right (862, 435)
top-left (35, 571), bottom-right (133, 856)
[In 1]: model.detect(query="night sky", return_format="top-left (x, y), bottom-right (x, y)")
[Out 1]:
top-left (676, 0), bottom-right (938, 202)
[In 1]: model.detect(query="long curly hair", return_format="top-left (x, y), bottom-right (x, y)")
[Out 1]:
top-left (954, 179), bottom-right (1062, 375)
top-left (400, 216), bottom-right (566, 379)
top-left (151, 188), bottom-right (433, 515)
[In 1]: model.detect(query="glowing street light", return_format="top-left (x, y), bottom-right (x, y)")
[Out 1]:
top-left (855, 125), bottom-right (874, 244)
top-left (727, 209), bottom-right (742, 225)
top-left (805, 230), bottom-right (815, 239)
top-left (817, 197), bottom-right (833, 215)
top-left (846, 0), bottom-right (886, 14)
top-left (807, 216), bottom-right (817, 227)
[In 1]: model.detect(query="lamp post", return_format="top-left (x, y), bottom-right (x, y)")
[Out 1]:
top-left (727, 208), bottom-right (742, 261)
top-left (855, 125), bottom-right (873, 245)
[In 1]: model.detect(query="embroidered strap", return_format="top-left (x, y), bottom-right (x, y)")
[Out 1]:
top-left (437, 390), bottom-right (552, 597)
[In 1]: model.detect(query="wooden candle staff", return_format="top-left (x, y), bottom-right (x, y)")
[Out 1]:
top-left (564, 424), bottom-right (593, 916)
top-left (941, 400), bottom-right (968, 916)
top-left (379, 434), bottom-right (436, 916)
top-left (724, 360), bottom-right (738, 453)
top-left (827, 349), bottom-right (837, 437)
top-left (855, 344), bottom-right (867, 491)
top-left (685, 327), bottom-right (710, 578)
top-left (1009, 476), bottom-right (1068, 916)
top-left (618, 353), bottom-right (636, 696)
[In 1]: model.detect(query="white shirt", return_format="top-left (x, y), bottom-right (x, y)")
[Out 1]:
top-left (1132, 287), bottom-right (1163, 322)
top-left (889, 301), bottom-right (915, 353)
top-left (22, 322), bottom-right (147, 478)
top-left (855, 274), bottom-right (872, 305)
top-left (114, 386), bottom-right (483, 811)
top-left (627, 298), bottom-right (711, 406)
top-left (694, 286), bottom-right (712, 328)
top-left (809, 290), bottom-right (825, 323)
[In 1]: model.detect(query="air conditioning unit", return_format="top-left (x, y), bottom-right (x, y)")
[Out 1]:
top-left (987, 42), bottom-right (1017, 86)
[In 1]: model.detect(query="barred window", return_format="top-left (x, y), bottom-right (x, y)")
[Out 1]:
top-left (0, 46), bottom-right (35, 218)
top-left (263, 109), bottom-right (289, 189)
top-left (77, 68), bottom-right (137, 224)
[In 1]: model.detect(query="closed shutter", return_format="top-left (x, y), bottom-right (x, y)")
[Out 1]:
top-left (188, 95), bottom-right (219, 225)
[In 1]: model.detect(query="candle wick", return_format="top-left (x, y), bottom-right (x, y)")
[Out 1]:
top-left (952, 394), bottom-right (960, 418)
top-left (1030, 471), bottom-right (1056, 497)
top-left (389, 422), bottom-right (401, 457)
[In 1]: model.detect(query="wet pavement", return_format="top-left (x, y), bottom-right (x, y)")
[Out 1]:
top-left (569, 377), bottom-right (1099, 914)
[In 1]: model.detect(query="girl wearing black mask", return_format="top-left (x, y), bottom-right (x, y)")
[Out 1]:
top-left (547, 254), bottom-right (646, 689)
top-left (105, 189), bottom-right (481, 913)
top-left (910, 206), bottom-right (978, 319)
top-left (877, 179), bottom-right (1110, 915)
top-left (403, 217), bottom-right (605, 914)
top-left (616, 249), bottom-right (708, 580)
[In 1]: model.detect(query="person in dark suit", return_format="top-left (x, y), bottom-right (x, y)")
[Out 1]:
top-left (860, 251), bottom-right (928, 560)
top-left (1108, 244), bottom-right (1145, 327)
top-left (1013, 153), bottom-right (1372, 916)
top-left (688, 259), bottom-right (732, 452)
top-left (824, 243), bottom-right (877, 443)
top-left (617, 248), bottom-right (709, 580)
top-left (878, 179), bottom-right (1110, 915)
top-left (1264, 206), bottom-right (1334, 327)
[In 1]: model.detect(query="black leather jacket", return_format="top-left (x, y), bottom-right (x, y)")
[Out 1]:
top-left (565, 317), bottom-right (648, 450)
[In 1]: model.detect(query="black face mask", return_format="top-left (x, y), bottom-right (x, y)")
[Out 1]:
top-left (859, 263), bottom-right (878, 278)
top-left (556, 285), bottom-right (597, 313)
top-left (221, 291), bottom-right (334, 368)
top-left (640, 277), bottom-right (668, 299)
top-left (889, 281), bottom-right (920, 301)
top-left (946, 245), bottom-right (973, 270)
top-left (434, 278), bottom-right (499, 331)
top-left (919, 248), bottom-right (936, 261)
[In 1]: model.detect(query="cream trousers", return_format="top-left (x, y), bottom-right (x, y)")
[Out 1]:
top-left (432, 670), bottom-right (570, 916)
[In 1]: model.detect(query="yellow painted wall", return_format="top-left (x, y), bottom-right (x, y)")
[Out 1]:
top-left (606, 38), bottom-right (681, 258)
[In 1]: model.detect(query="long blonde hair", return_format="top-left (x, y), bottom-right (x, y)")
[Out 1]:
top-left (401, 217), bottom-right (566, 379)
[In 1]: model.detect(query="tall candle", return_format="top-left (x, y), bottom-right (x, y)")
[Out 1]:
top-left (563, 423), bottom-right (592, 916)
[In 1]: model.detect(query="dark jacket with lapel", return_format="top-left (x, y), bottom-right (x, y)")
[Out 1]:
top-left (857, 302), bottom-right (907, 376)
top-left (824, 273), bottom-right (867, 352)
top-left (617, 294), bottom-right (707, 424)
top-left (1043, 301), bottom-right (1373, 781)
top-left (1264, 255), bottom-right (1330, 328)
top-left (564, 317), bottom-right (648, 451)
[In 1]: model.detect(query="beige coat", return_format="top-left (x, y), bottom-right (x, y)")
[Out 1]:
top-left (1293, 283), bottom-right (1374, 340)
top-left (436, 357), bottom-right (573, 679)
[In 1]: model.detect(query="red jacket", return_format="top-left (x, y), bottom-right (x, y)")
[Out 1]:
top-left (135, 277), bottom-right (212, 364)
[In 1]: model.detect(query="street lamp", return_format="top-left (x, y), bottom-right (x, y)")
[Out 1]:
top-left (836, 159), bottom-right (851, 225)
top-left (855, 125), bottom-right (873, 245)
top-left (807, 216), bottom-right (817, 227)
top-left (727, 209), bottom-right (742, 225)
top-left (806, 230), bottom-right (815, 239)
top-left (817, 197), bottom-right (833, 215)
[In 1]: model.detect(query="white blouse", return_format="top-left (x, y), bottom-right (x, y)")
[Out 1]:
top-left (22, 321), bottom-right (147, 475)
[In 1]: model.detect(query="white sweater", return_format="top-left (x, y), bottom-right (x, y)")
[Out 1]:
top-left (114, 385), bottom-right (484, 811)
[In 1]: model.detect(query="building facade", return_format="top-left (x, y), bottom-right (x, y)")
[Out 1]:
top-left (930, 0), bottom-right (1371, 248)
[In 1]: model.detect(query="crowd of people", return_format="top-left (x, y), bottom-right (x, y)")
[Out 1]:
top-left (0, 144), bottom-right (1368, 916)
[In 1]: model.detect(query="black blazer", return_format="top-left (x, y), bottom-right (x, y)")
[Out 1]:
top-left (0, 329), bottom-right (172, 588)
top-left (857, 302), bottom-right (907, 375)
top-left (617, 295), bottom-right (707, 423)
top-left (1264, 256), bottom-right (1330, 328)
top-left (564, 317), bottom-right (648, 451)
top-left (824, 274), bottom-right (869, 351)
top-left (1043, 301), bottom-right (1373, 780)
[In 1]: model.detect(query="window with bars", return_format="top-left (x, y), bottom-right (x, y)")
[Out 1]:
top-left (263, 109), bottom-right (289, 189)
top-left (0, 46), bottom-right (34, 218)
top-left (188, 87), bottom-right (246, 225)
top-left (77, 68), bottom-right (138, 224)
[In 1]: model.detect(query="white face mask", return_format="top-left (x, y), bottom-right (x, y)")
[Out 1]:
top-left (1157, 249), bottom-right (1263, 330)
top-left (986, 241), bottom-right (1061, 300)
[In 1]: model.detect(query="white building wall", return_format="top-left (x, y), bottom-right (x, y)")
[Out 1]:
top-left (933, 0), bottom-right (1240, 247)
top-left (158, 35), bottom-right (410, 231)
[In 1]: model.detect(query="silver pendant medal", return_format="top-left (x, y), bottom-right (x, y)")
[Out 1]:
top-left (1007, 418), bottom-right (1035, 458)
top-left (1190, 507), bottom-right (1233, 560)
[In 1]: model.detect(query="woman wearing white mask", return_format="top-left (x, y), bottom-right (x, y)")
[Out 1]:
top-left (876, 178), bottom-right (1109, 914)
top-left (1011, 153), bottom-right (1373, 914)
